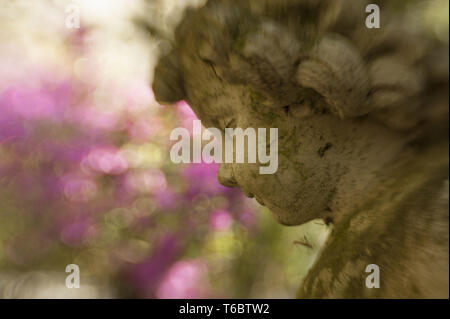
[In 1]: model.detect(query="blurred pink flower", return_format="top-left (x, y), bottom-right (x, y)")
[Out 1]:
top-left (84, 147), bottom-right (128, 175)
top-left (62, 173), bottom-right (98, 202)
top-left (153, 188), bottom-right (179, 209)
top-left (60, 217), bottom-right (97, 247)
top-left (122, 82), bottom-right (155, 113)
top-left (176, 100), bottom-right (198, 132)
top-left (127, 117), bottom-right (163, 142)
top-left (182, 163), bottom-right (229, 200)
top-left (156, 260), bottom-right (208, 299)
top-left (0, 29), bottom-right (262, 298)
top-left (209, 210), bottom-right (233, 231)
top-left (125, 169), bottom-right (167, 194)
top-left (0, 79), bottom-right (72, 122)
top-left (4, 87), bottom-right (53, 119)
top-left (126, 234), bottom-right (183, 297)
top-left (69, 107), bottom-right (121, 131)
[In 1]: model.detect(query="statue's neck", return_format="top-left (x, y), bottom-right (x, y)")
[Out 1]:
top-left (298, 140), bottom-right (449, 298)
top-left (330, 139), bottom-right (449, 227)
top-left (327, 126), bottom-right (418, 226)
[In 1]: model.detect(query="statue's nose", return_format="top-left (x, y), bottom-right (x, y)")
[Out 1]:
top-left (217, 163), bottom-right (237, 187)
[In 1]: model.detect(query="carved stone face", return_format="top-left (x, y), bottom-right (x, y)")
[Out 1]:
top-left (173, 48), bottom-right (370, 225)
top-left (152, 1), bottom-right (432, 225)
top-left (181, 77), bottom-right (407, 225)
top-left (189, 86), bottom-right (347, 225)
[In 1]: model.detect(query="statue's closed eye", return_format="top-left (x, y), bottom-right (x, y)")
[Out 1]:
top-left (223, 118), bottom-right (236, 129)
top-left (282, 101), bottom-right (314, 119)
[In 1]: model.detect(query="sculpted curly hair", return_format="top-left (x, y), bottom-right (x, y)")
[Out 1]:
top-left (153, 0), bottom-right (448, 140)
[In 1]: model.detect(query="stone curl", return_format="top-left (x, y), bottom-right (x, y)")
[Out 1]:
top-left (153, 0), bottom-right (448, 135)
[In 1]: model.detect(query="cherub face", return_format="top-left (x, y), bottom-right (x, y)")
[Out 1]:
top-left (153, 0), bottom-right (432, 226)
top-left (187, 83), bottom-right (347, 225)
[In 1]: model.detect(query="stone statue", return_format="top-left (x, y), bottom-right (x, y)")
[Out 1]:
top-left (152, 0), bottom-right (449, 298)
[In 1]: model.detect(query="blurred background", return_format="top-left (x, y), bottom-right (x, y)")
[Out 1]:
top-left (0, 0), bottom-right (447, 298)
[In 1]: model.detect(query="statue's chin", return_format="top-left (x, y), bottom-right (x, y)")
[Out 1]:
top-left (265, 203), bottom-right (310, 226)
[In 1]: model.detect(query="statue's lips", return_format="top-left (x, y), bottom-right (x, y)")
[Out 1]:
top-left (240, 188), bottom-right (266, 206)
top-left (241, 188), bottom-right (254, 199)
top-left (254, 196), bottom-right (265, 206)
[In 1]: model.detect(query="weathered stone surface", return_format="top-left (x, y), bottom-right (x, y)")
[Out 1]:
top-left (298, 143), bottom-right (449, 298)
top-left (152, 0), bottom-right (449, 298)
